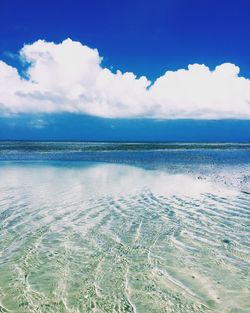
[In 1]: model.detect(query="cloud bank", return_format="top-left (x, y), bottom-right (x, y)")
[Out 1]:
top-left (1, 38), bottom-right (250, 119)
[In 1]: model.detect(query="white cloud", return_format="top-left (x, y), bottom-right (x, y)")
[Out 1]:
top-left (0, 38), bottom-right (250, 119)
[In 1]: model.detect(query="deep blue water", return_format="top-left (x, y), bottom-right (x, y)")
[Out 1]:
top-left (0, 141), bottom-right (250, 166)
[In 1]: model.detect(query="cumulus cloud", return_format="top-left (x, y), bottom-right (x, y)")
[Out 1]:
top-left (0, 38), bottom-right (250, 119)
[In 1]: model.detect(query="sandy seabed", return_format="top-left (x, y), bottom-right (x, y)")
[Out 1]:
top-left (0, 162), bottom-right (249, 313)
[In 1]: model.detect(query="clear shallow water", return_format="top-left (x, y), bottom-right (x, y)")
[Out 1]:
top-left (0, 142), bottom-right (250, 313)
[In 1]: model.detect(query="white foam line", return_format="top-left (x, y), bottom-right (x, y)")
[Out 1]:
top-left (124, 264), bottom-right (137, 313)
top-left (133, 221), bottom-right (142, 244)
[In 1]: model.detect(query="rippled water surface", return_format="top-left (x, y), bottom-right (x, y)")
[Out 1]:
top-left (0, 142), bottom-right (249, 313)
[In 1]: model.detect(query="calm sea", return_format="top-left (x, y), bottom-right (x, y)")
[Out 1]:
top-left (0, 142), bottom-right (249, 312)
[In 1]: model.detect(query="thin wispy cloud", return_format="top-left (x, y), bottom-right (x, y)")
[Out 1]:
top-left (1, 38), bottom-right (250, 119)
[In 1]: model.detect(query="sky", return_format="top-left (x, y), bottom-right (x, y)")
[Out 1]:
top-left (0, 0), bottom-right (250, 141)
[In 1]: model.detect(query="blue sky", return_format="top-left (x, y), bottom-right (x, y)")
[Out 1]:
top-left (1, 0), bottom-right (250, 141)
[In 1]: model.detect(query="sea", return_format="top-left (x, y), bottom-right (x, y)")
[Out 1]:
top-left (0, 141), bottom-right (249, 313)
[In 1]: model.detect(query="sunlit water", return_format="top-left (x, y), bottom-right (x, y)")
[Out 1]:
top-left (0, 142), bottom-right (249, 313)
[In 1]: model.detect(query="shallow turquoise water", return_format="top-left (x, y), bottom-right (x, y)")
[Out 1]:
top-left (0, 144), bottom-right (249, 312)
